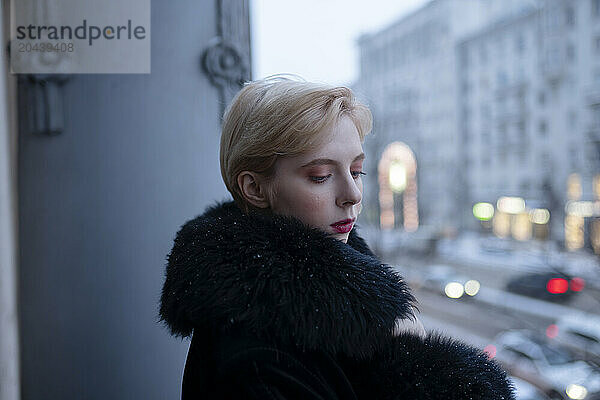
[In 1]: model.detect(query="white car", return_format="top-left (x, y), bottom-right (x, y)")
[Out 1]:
top-left (552, 314), bottom-right (600, 367)
top-left (422, 264), bottom-right (480, 298)
top-left (493, 330), bottom-right (600, 400)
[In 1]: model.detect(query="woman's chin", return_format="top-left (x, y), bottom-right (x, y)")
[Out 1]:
top-left (331, 232), bottom-right (349, 243)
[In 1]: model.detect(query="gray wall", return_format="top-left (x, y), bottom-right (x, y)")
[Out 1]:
top-left (1, 0), bottom-right (20, 398)
top-left (15, 0), bottom-right (249, 398)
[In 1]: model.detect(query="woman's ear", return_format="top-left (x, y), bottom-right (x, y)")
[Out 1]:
top-left (237, 171), bottom-right (271, 209)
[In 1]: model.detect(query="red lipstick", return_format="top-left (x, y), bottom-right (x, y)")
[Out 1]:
top-left (330, 218), bottom-right (355, 234)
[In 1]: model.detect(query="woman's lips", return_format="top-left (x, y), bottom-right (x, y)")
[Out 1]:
top-left (330, 218), bottom-right (355, 234)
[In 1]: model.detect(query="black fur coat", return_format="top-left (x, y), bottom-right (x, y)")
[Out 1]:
top-left (159, 200), bottom-right (514, 399)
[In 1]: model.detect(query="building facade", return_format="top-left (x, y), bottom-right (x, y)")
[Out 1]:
top-left (356, 0), bottom-right (600, 246)
top-left (459, 0), bottom-right (600, 244)
top-left (355, 0), bottom-right (516, 231)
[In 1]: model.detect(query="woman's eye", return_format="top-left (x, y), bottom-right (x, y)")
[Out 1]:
top-left (352, 171), bottom-right (367, 179)
top-left (310, 174), bottom-right (331, 183)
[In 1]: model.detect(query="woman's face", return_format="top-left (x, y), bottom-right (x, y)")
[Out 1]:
top-left (267, 115), bottom-right (364, 243)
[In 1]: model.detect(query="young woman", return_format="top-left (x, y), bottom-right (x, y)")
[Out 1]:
top-left (159, 78), bottom-right (514, 399)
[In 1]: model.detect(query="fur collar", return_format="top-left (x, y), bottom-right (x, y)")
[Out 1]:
top-left (159, 200), bottom-right (416, 358)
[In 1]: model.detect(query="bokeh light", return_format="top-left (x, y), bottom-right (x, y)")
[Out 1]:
top-left (529, 208), bottom-right (550, 224)
top-left (464, 280), bottom-right (480, 296)
top-left (566, 384), bottom-right (588, 400)
top-left (473, 202), bottom-right (494, 221)
top-left (445, 282), bottom-right (464, 299)
top-left (546, 324), bottom-right (558, 339)
top-left (389, 162), bottom-right (407, 193)
top-left (570, 277), bottom-right (585, 292)
top-left (497, 197), bottom-right (525, 214)
top-left (546, 278), bottom-right (568, 294)
top-left (483, 344), bottom-right (496, 359)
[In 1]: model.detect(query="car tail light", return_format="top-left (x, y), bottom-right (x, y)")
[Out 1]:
top-left (570, 277), bottom-right (585, 292)
top-left (546, 278), bottom-right (568, 294)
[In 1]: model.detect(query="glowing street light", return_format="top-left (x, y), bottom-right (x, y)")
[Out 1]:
top-left (497, 196), bottom-right (525, 214)
top-left (529, 208), bottom-right (550, 224)
top-left (389, 161), bottom-right (407, 193)
top-left (473, 202), bottom-right (494, 221)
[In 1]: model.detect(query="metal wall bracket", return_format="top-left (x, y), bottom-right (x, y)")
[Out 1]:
top-left (201, 0), bottom-right (251, 117)
top-left (18, 74), bottom-right (71, 136)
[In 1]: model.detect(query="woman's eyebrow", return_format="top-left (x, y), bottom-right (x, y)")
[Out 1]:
top-left (301, 153), bottom-right (365, 168)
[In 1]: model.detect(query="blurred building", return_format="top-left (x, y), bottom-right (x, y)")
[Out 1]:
top-left (459, 0), bottom-right (600, 244)
top-left (356, 0), bottom-right (600, 248)
top-left (355, 0), bottom-right (528, 232)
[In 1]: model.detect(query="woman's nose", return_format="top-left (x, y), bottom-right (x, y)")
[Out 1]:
top-left (337, 174), bottom-right (362, 207)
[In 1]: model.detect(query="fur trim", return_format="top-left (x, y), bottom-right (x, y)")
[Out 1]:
top-left (159, 200), bottom-right (416, 358)
top-left (343, 332), bottom-right (516, 399)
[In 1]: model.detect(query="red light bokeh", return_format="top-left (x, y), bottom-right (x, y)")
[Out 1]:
top-left (546, 324), bottom-right (559, 339)
top-left (570, 277), bottom-right (585, 292)
top-left (546, 278), bottom-right (568, 294)
top-left (483, 344), bottom-right (497, 359)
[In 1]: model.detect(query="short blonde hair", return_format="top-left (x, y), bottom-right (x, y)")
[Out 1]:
top-left (220, 76), bottom-right (373, 212)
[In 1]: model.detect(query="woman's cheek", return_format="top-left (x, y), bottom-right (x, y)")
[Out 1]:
top-left (295, 193), bottom-right (321, 221)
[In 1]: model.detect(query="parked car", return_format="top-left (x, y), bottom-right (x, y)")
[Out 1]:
top-left (505, 271), bottom-right (584, 302)
top-left (422, 264), bottom-right (480, 299)
top-left (552, 314), bottom-right (600, 367)
top-left (493, 329), bottom-right (600, 399)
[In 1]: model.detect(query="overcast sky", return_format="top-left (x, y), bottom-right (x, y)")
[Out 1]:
top-left (250, 0), bottom-right (429, 86)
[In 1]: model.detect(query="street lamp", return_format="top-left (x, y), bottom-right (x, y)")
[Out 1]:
top-left (389, 161), bottom-right (407, 193)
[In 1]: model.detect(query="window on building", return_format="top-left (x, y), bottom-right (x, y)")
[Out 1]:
top-left (462, 79), bottom-right (470, 94)
top-left (566, 6), bottom-right (575, 27)
top-left (567, 43), bottom-right (576, 62)
top-left (570, 145), bottom-right (578, 170)
top-left (518, 119), bottom-right (526, 136)
top-left (480, 104), bottom-right (491, 123)
top-left (594, 0), bottom-right (600, 18)
top-left (480, 43), bottom-right (487, 64)
top-left (497, 71), bottom-right (508, 87)
top-left (539, 120), bottom-right (548, 136)
top-left (568, 110), bottom-right (577, 128)
top-left (594, 68), bottom-right (600, 84)
top-left (519, 149), bottom-right (527, 163)
top-left (591, 106), bottom-right (600, 129)
top-left (541, 152), bottom-right (551, 169)
top-left (460, 46), bottom-right (469, 68)
top-left (481, 128), bottom-right (490, 144)
top-left (500, 148), bottom-right (507, 163)
top-left (538, 91), bottom-right (546, 105)
top-left (515, 33), bottom-right (525, 54)
top-left (496, 35), bottom-right (505, 57)
top-left (595, 36), bottom-right (600, 55)
top-left (499, 122), bottom-right (507, 139)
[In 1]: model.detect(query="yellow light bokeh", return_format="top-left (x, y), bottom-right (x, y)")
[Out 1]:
top-left (512, 212), bottom-right (532, 241)
top-left (493, 211), bottom-right (511, 238)
top-left (445, 282), bottom-right (464, 299)
top-left (529, 208), bottom-right (550, 224)
top-left (567, 173), bottom-right (582, 201)
top-left (566, 384), bottom-right (587, 400)
top-left (565, 214), bottom-right (584, 250)
top-left (464, 280), bottom-right (480, 296)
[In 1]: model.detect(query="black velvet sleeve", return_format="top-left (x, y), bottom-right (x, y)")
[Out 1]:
top-left (214, 344), bottom-right (357, 400)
